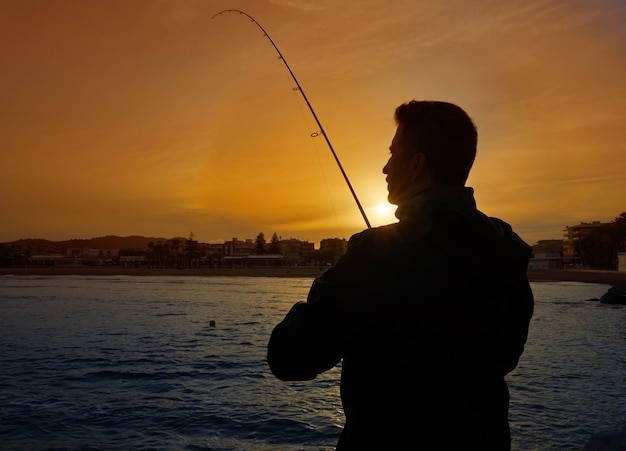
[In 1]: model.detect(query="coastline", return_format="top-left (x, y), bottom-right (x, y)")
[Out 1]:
top-left (0, 266), bottom-right (330, 279)
top-left (1, 266), bottom-right (626, 286)
top-left (526, 269), bottom-right (626, 286)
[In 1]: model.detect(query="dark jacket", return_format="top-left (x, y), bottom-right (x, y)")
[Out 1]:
top-left (267, 187), bottom-right (533, 450)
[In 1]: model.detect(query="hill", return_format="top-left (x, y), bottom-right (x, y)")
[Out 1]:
top-left (3, 235), bottom-right (173, 251)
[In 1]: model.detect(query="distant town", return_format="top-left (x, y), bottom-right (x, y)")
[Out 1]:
top-left (0, 232), bottom-right (348, 269)
top-left (2, 213), bottom-right (625, 272)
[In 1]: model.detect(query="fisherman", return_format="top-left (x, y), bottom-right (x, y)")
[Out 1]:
top-left (267, 100), bottom-right (534, 450)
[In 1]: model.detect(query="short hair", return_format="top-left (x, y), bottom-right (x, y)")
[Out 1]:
top-left (394, 101), bottom-right (477, 186)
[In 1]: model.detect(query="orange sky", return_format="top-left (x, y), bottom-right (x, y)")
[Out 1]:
top-left (2, 0), bottom-right (625, 246)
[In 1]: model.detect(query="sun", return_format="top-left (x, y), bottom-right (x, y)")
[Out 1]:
top-left (369, 202), bottom-right (396, 225)
top-left (375, 202), bottom-right (393, 216)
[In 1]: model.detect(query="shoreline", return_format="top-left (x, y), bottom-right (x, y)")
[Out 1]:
top-left (526, 269), bottom-right (626, 286)
top-left (1, 267), bottom-right (626, 286)
top-left (0, 266), bottom-right (330, 279)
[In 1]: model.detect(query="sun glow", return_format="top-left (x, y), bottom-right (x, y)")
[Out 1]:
top-left (369, 202), bottom-right (397, 225)
top-left (375, 202), bottom-right (393, 216)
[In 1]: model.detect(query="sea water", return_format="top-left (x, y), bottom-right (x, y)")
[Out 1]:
top-left (0, 275), bottom-right (624, 450)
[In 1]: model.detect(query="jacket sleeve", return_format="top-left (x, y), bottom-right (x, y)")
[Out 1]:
top-left (267, 232), bottom-right (371, 381)
top-left (267, 295), bottom-right (342, 381)
top-left (483, 229), bottom-right (534, 375)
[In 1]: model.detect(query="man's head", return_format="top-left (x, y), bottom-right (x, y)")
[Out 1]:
top-left (383, 100), bottom-right (477, 206)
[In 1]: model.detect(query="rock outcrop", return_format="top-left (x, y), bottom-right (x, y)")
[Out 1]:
top-left (600, 286), bottom-right (626, 305)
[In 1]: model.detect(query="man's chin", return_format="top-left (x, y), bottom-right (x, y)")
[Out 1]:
top-left (387, 194), bottom-right (400, 206)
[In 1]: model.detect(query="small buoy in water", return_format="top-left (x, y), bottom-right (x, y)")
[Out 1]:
top-left (209, 320), bottom-right (216, 327)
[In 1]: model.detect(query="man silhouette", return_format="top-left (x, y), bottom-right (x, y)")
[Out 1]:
top-left (268, 100), bottom-right (534, 450)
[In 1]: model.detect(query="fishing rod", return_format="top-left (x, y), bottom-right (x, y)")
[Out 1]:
top-left (212, 9), bottom-right (371, 229)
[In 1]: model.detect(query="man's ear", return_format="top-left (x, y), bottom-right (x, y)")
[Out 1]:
top-left (408, 152), bottom-right (428, 180)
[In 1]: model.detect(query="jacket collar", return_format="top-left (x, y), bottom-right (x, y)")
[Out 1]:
top-left (395, 186), bottom-right (476, 222)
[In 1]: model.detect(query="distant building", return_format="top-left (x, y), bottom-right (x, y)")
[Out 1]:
top-left (528, 252), bottom-right (563, 270)
top-left (119, 255), bottom-right (148, 267)
top-left (320, 238), bottom-right (347, 265)
top-left (301, 241), bottom-right (316, 263)
top-left (529, 240), bottom-right (564, 269)
top-left (206, 243), bottom-right (225, 257)
top-left (532, 239), bottom-right (563, 255)
top-left (222, 254), bottom-right (286, 267)
top-left (64, 248), bottom-right (119, 266)
top-left (278, 238), bottom-right (316, 265)
top-left (67, 248), bottom-right (119, 258)
top-left (29, 254), bottom-right (66, 266)
top-left (279, 238), bottom-right (302, 263)
top-left (563, 221), bottom-right (608, 257)
top-left (224, 238), bottom-right (255, 256)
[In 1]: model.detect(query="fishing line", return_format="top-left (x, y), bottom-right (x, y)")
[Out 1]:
top-left (273, 48), bottom-right (343, 236)
top-left (286, 74), bottom-right (344, 237)
top-left (264, 41), bottom-right (344, 235)
top-left (212, 9), bottom-right (371, 229)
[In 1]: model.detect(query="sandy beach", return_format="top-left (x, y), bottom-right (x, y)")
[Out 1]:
top-left (1, 266), bottom-right (626, 286)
